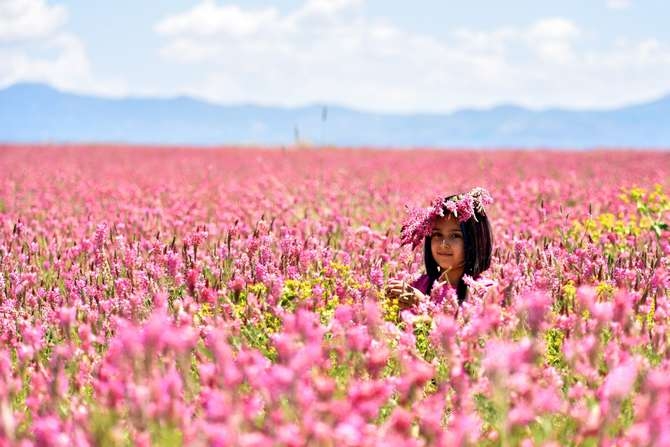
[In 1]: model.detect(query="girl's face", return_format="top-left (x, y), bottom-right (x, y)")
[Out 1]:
top-left (430, 215), bottom-right (465, 282)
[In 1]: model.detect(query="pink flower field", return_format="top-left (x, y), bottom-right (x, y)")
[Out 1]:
top-left (0, 144), bottom-right (669, 446)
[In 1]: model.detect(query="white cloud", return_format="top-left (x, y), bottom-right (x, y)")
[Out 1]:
top-left (607, 0), bottom-right (631, 10)
top-left (525, 19), bottom-right (580, 64)
top-left (527, 17), bottom-right (580, 41)
top-left (0, 0), bottom-right (126, 95)
top-left (152, 1), bottom-right (670, 112)
top-left (154, 1), bottom-right (280, 39)
top-left (0, 0), bottom-right (67, 42)
top-left (0, 33), bottom-right (127, 95)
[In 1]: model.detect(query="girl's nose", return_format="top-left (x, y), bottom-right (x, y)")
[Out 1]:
top-left (440, 238), bottom-right (449, 248)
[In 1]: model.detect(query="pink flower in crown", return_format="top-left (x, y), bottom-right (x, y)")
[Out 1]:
top-left (400, 205), bottom-right (435, 248)
top-left (455, 194), bottom-right (475, 221)
top-left (444, 199), bottom-right (458, 216)
top-left (400, 187), bottom-right (493, 248)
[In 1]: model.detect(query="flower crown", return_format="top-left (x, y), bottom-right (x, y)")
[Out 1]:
top-left (400, 187), bottom-right (493, 248)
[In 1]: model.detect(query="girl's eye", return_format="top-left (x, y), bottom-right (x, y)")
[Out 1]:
top-left (449, 233), bottom-right (461, 240)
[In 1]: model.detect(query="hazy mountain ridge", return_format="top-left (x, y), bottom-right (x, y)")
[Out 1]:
top-left (1, 82), bottom-right (669, 148)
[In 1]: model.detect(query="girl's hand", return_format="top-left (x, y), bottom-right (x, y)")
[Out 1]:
top-left (385, 279), bottom-right (425, 309)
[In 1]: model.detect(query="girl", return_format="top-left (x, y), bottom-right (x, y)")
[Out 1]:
top-left (386, 187), bottom-right (494, 308)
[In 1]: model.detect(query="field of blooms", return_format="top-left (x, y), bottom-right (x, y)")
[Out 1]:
top-left (0, 144), bottom-right (669, 446)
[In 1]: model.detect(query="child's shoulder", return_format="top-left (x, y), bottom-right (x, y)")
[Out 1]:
top-left (410, 273), bottom-right (431, 294)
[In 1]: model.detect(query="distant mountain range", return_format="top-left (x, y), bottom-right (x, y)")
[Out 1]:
top-left (1, 82), bottom-right (669, 148)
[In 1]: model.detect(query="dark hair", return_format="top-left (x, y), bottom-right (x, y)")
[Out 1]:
top-left (423, 198), bottom-right (493, 303)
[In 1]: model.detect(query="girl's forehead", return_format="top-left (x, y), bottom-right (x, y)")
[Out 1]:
top-left (432, 215), bottom-right (460, 231)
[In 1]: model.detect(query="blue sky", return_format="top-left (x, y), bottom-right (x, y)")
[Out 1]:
top-left (2, 0), bottom-right (670, 112)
